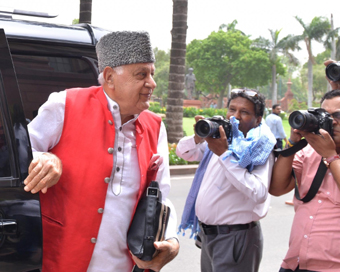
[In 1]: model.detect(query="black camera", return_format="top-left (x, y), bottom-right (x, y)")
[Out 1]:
top-left (326, 62), bottom-right (340, 82)
top-left (289, 108), bottom-right (333, 135)
top-left (195, 115), bottom-right (232, 140)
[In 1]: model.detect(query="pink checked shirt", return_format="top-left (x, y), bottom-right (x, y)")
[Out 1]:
top-left (281, 144), bottom-right (340, 272)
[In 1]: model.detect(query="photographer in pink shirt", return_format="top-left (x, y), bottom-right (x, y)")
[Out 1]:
top-left (270, 60), bottom-right (340, 272)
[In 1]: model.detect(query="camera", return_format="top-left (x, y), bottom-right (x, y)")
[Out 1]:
top-left (326, 62), bottom-right (340, 82)
top-left (195, 115), bottom-right (232, 140)
top-left (289, 108), bottom-right (333, 135)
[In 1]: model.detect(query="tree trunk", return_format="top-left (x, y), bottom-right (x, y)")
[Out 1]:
top-left (79, 0), bottom-right (92, 24)
top-left (307, 58), bottom-right (313, 107)
top-left (217, 88), bottom-right (225, 108)
top-left (166, 0), bottom-right (188, 143)
top-left (271, 64), bottom-right (277, 105)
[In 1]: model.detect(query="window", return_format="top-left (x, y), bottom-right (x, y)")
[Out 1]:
top-left (12, 55), bottom-right (98, 120)
top-left (0, 112), bottom-right (11, 178)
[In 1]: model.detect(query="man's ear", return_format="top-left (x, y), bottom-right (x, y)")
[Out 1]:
top-left (256, 116), bottom-right (262, 126)
top-left (103, 66), bottom-right (115, 88)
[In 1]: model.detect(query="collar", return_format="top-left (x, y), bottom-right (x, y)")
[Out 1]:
top-left (103, 88), bottom-right (139, 128)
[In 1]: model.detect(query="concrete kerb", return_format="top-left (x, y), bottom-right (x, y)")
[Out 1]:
top-left (169, 164), bottom-right (198, 176)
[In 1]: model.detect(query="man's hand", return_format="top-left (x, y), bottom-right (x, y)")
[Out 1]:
top-left (205, 126), bottom-right (228, 156)
top-left (131, 238), bottom-right (179, 272)
top-left (324, 59), bottom-right (340, 90)
top-left (297, 128), bottom-right (337, 158)
top-left (24, 152), bottom-right (62, 194)
top-left (193, 115), bottom-right (205, 144)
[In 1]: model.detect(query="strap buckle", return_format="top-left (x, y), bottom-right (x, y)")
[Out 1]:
top-left (146, 187), bottom-right (159, 198)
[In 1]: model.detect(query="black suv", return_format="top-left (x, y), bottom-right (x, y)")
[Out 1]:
top-left (0, 10), bottom-right (109, 271)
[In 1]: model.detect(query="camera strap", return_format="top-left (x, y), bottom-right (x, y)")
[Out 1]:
top-left (273, 139), bottom-right (307, 157)
top-left (293, 158), bottom-right (327, 203)
top-left (275, 139), bottom-right (327, 203)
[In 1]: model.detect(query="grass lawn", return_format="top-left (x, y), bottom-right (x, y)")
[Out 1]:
top-left (183, 117), bottom-right (292, 138)
top-left (183, 117), bottom-right (196, 136)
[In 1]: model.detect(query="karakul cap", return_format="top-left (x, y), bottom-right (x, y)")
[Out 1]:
top-left (96, 31), bottom-right (155, 72)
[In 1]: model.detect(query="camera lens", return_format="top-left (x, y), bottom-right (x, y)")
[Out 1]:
top-left (289, 110), bottom-right (319, 132)
top-left (195, 119), bottom-right (219, 138)
top-left (326, 62), bottom-right (340, 82)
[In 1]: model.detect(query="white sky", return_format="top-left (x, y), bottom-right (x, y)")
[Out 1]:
top-left (1, 0), bottom-right (340, 64)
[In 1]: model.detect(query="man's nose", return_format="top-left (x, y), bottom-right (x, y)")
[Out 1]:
top-left (233, 111), bottom-right (241, 120)
top-left (147, 76), bottom-right (157, 89)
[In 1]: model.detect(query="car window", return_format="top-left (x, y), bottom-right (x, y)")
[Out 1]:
top-left (12, 55), bottom-right (98, 120)
top-left (0, 112), bottom-right (11, 178)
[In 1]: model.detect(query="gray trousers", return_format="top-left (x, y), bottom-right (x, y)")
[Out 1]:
top-left (200, 222), bottom-right (263, 272)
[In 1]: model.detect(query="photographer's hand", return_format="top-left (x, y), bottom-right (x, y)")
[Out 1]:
top-left (324, 60), bottom-right (340, 90)
top-left (297, 128), bottom-right (337, 158)
top-left (205, 126), bottom-right (228, 156)
top-left (289, 127), bottom-right (303, 144)
top-left (193, 115), bottom-right (205, 144)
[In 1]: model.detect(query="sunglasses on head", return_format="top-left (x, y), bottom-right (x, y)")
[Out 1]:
top-left (231, 88), bottom-right (258, 97)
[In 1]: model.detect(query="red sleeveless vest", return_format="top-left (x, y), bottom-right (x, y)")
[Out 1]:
top-left (39, 86), bottom-right (161, 271)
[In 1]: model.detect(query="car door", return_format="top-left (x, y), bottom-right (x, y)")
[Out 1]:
top-left (0, 29), bottom-right (42, 272)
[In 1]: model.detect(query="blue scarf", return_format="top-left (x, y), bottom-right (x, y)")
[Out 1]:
top-left (178, 117), bottom-right (276, 238)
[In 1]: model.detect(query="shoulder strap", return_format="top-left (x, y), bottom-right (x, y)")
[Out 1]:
top-left (275, 139), bottom-right (327, 203)
top-left (293, 159), bottom-right (327, 203)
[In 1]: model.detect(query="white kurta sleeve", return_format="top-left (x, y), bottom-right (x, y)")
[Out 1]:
top-left (28, 91), bottom-right (66, 153)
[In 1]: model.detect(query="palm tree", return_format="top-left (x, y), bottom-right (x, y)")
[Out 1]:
top-left (166, 0), bottom-right (188, 143)
top-left (79, 0), bottom-right (92, 24)
top-left (324, 14), bottom-right (340, 60)
top-left (253, 29), bottom-right (299, 104)
top-left (294, 16), bottom-right (331, 106)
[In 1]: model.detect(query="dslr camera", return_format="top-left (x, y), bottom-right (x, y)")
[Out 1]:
top-left (289, 108), bottom-right (333, 135)
top-left (195, 115), bottom-right (232, 141)
top-left (326, 62), bottom-right (340, 82)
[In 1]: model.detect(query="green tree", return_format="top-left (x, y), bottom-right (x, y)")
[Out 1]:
top-left (253, 29), bottom-right (299, 104)
top-left (291, 16), bottom-right (331, 106)
top-left (186, 30), bottom-right (272, 108)
top-left (153, 48), bottom-right (170, 106)
top-left (166, 0), bottom-right (188, 143)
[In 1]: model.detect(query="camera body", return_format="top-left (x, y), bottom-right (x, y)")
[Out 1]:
top-left (289, 108), bottom-right (333, 135)
top-left (326, 62), bottom-right (340, 82)
top-left (195, 115), bottom-right (232, 141)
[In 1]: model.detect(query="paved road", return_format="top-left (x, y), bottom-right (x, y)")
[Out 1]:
top-left (163, 174), bottom-right (295, 272)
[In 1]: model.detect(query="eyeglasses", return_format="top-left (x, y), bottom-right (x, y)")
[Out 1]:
top-left (231, 88), bottom-right (258, 97)
top-left (330, 111), bottom-right (340, 122)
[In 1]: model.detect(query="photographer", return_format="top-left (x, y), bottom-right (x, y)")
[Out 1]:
top-left (269, 60), bottom-right (340, 272)
top-left (176, 89), bottom-right (276, 272)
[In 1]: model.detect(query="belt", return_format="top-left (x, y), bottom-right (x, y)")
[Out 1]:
top-left (199, 221), bottom-right (257, 235)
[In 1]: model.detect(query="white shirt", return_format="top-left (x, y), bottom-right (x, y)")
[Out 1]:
top-left (265, 113), bottom-right (286, 139)
top-left (176, 135), bottom-right (274, 225)
top-left (28, 90), bottom-right (177, 272)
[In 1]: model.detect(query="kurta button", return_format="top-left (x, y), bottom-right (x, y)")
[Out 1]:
top-left (91, 238), bottom-right (97, 243)
top-left (116, 167), bottom-right (120, 172)
top-left (98, 208), bottom-right (104, 214)
top-left (108, 147), bottom-right (114, 154)
top-left (118, 147), bottom-right (122, 152)
top-left (119, 127), bottom-right (122, 131)
top-left (108, 120), bottom-right (113, 125)
top-left (104, 177), bottom-right (110, 183)
top-left (113, 105), bottom-right (118, 110)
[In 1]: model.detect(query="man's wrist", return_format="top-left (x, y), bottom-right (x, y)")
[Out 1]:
top-left (323, 154), bottom-right (340, 168)
top-left (287, 138), bottom-right (297, 147)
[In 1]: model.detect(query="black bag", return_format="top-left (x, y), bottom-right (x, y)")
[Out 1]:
top-left (127, 180), bottom-right (170, 271)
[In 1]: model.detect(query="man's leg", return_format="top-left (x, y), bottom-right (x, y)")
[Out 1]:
top-left (276, 138), bottom-right (283, 150)
top-left (200, 222), bottom-right (263, 272)
top-left (200, 232), bottom-right (213, 272)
